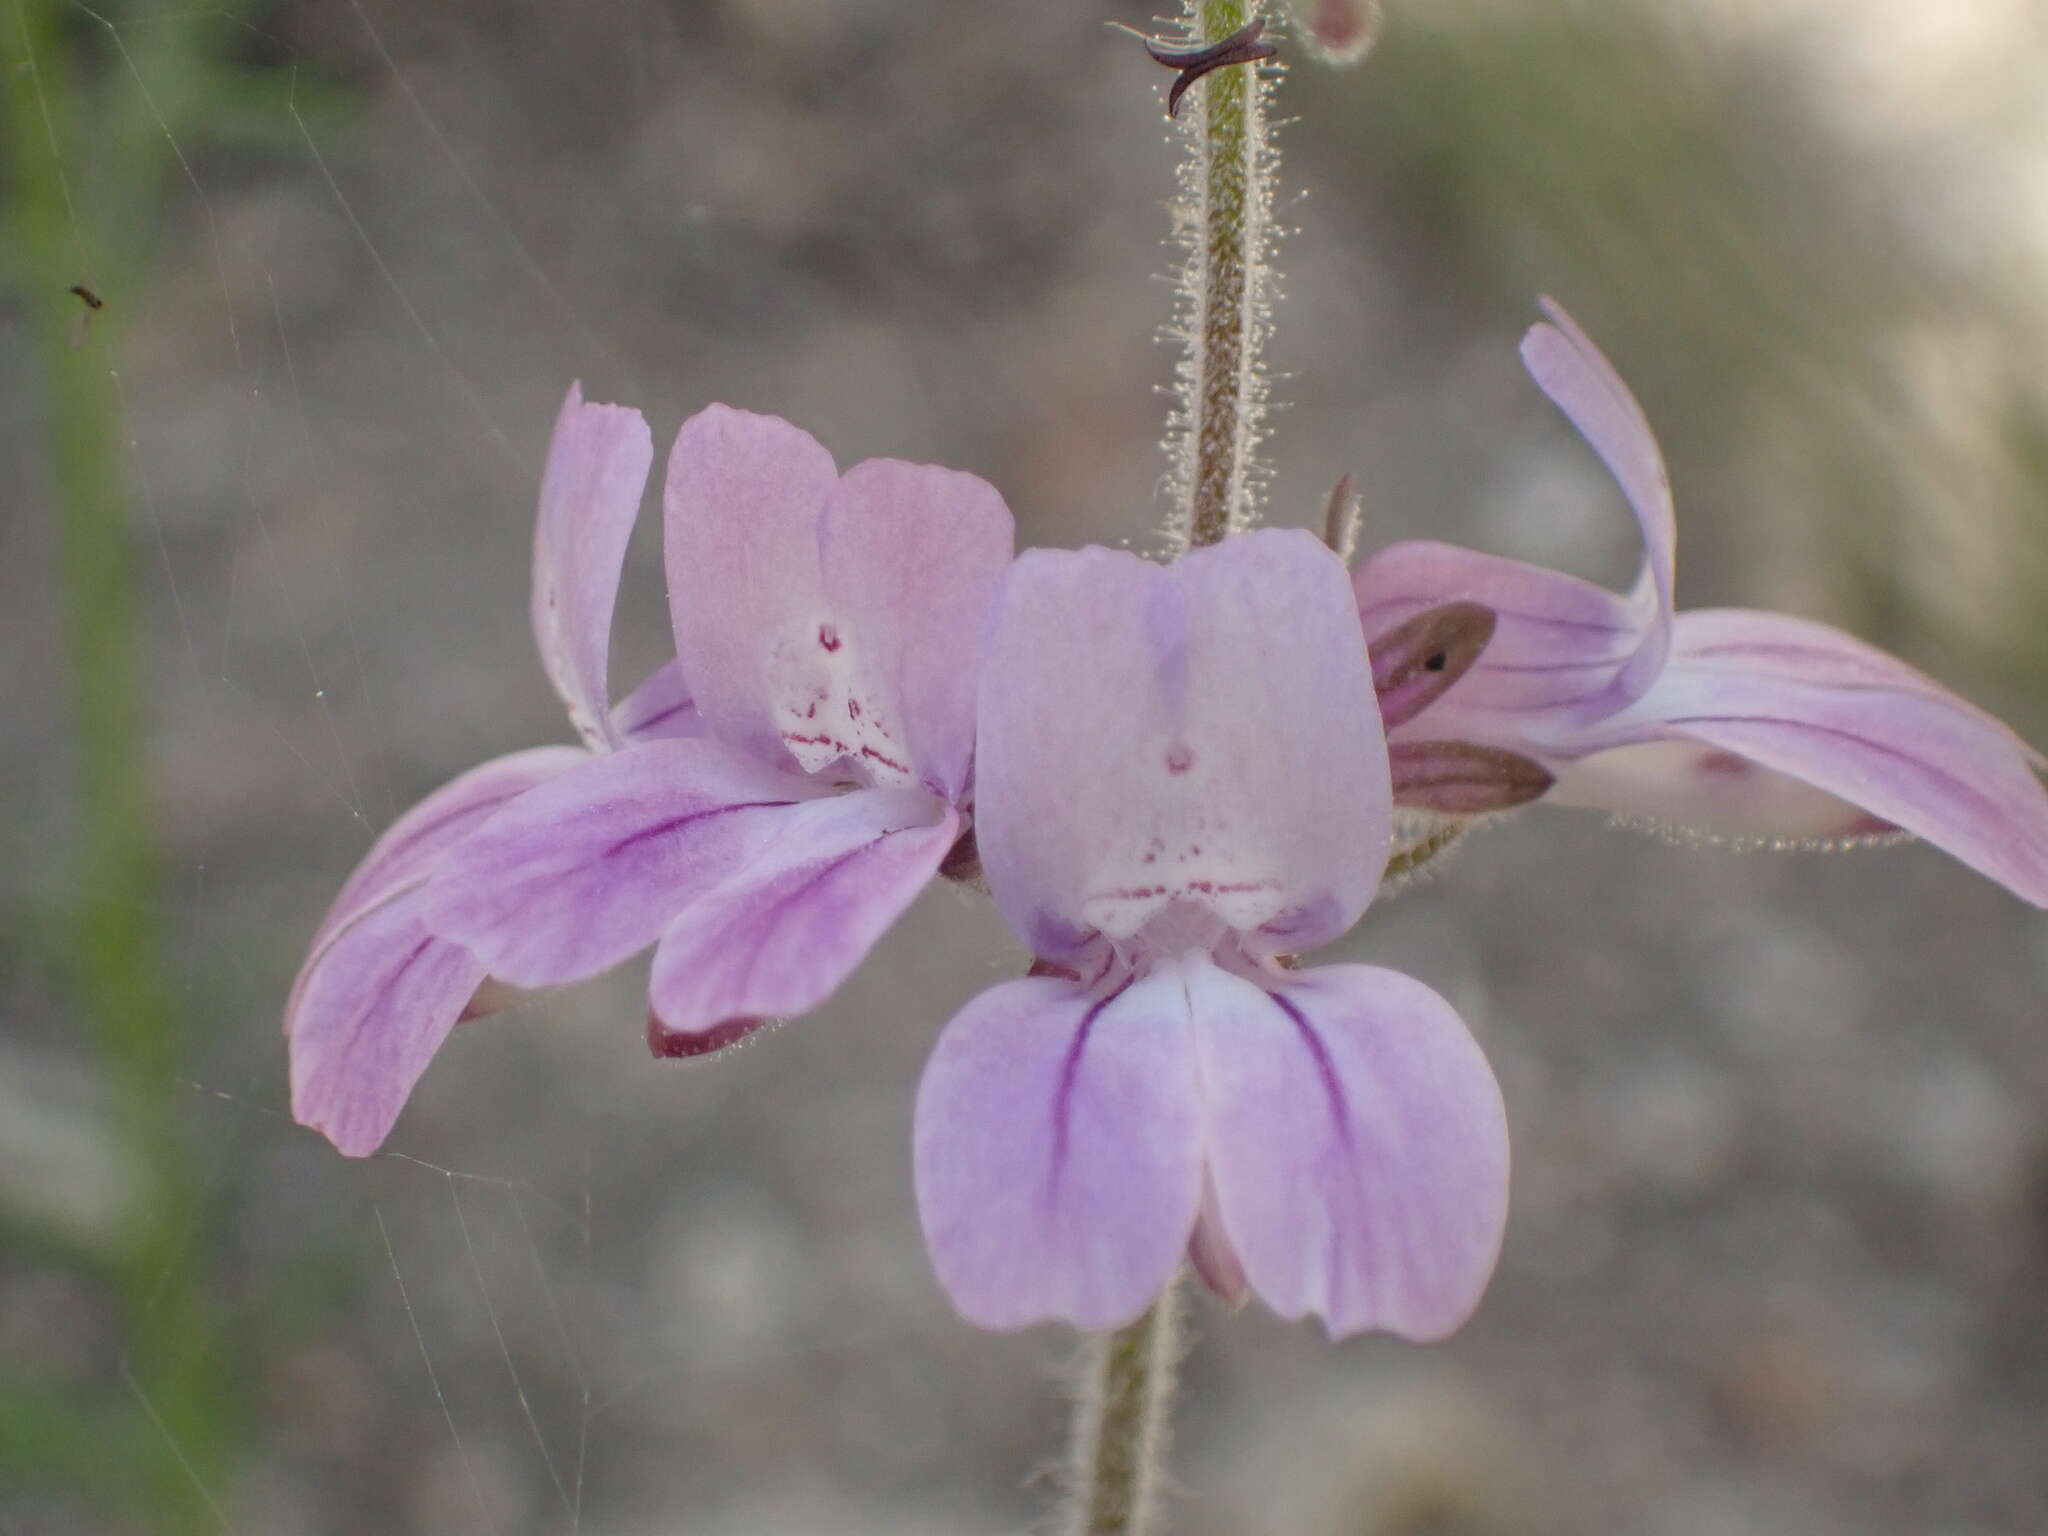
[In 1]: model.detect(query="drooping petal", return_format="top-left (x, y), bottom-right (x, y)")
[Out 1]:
top-left (1354, 541), bottom-right (1640, 744)
top-left (1566, 657), bottom-right (2048, 903)
top-left (307, 746), bottom-right (587, 961)
top-left (612, 660), bottom-right (705, 742)
top-left (1192, 961), bottom-right (1510, 1341)
top-left (817, 459), bottom-right (1015, 800)
top-left (420, 739), bottom-right (820, 988)
top-left (646, 788), bottom-right (959, 1047)
top-left (289, 889), bottom-right (485, 1158)
top-left (533, 385), bottom-right (654, 751)
top-left (914, 971), bottom-right (1204, 1331)
top-left (663, 405), bottom-right (837, 769)
top-left (976, 531), bottom-right (1389, 962)
top-left (1522, 298), bottom-right (1676, 700)
top-left (1369, 601), bottom-right (1497, 729)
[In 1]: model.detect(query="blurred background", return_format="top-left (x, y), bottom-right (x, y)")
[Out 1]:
top-left (4, 0), bottom-right (2047, 1531)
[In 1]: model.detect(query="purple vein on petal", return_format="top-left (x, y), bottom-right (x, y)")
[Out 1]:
top-left (1269, 988), bottom-right (1355, 1150)
top-left (1051, 978), bottom-right (1136, 1187)
top-left (604, 799), bottom-right (799, 858)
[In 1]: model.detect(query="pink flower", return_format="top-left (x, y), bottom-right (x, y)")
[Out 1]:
top-left (914, 531), bottom-right (1510, 1337)
top-left (1354, 301), bottom-right (2048, 904)
top-left (288, 393), bottom-right (1013, 1154)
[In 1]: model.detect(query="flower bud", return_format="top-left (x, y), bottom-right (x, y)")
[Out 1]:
top-left (1287, 0), bottom-right (1383, 66)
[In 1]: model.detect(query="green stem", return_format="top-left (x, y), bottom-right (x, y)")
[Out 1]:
top-left (6, 6), bottom-right (232, 1530)
top-left (1172, 0), bottom-right (1276, 549)
top-left (1069, 1280), bottom-right (1183, 1536)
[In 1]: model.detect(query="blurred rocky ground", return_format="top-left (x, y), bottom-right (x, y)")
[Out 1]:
top-left (3, 0), bottom-right (2046, 1531)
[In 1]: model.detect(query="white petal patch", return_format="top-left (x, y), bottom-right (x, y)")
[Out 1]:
top-left (768, 613), bottom-right (919, 789)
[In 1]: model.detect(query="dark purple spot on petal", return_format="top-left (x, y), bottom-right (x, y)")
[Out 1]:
top-left (818, 624), bottom-right (842, 653)
top-left (1165, 743), bottom-right (1196, 776)
top-left (1694, 750), bottom-right (1753, 779)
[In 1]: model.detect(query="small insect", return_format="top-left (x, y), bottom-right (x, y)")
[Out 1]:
top-left (68, 283), bottom-right (104, 349)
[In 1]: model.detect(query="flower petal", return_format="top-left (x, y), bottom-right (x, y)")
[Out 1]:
top-left (1546, 739), bottom-right (1890, 841)
top-left (1522, 298), bottom-right (1675, 699)
top-left (612, 660), bottom-right (706, 742)
top-left (1570, 655), bottom-right (2048, 902)
top-left (647, 789), bottom-right (959, 1046)
top-left (533, 385), bottom-right (653, 751)
top-left (1354, 540), bottom-right (1640, 744)
top-left (421, 739), bottom-right (820, 988)
top-left (914, 971), bottom-right (1203, 1331)
top-left (1677, 609), bottom-right (2048, 763)
top-left (818, 459), bottom-right (1014, 800)
top-left (663, 405), bottom-right (838, 769)
top-left (1192, 961), bottom-right (1510, 1341)
top-left (306, 746), bottom-right (587, 963)
top-left (976, 530), bottom-right (1388, 962)
top-left (289, 889), bottom-right (485, 1157)
top-left (1186, 1170), bottom-right (1249, 1308)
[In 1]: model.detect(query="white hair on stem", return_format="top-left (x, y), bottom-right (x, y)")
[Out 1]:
top-left (1161, 0), bottom-right (1285, 552)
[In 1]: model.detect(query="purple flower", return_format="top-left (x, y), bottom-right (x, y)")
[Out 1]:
top-left (1354, 300), bottom-right (2048, 904)
top-left (914, 531), bottom-right (1510, 1338)
top-left (288, 386), bottom-right (697, 1155)
top-left (289, 394), bottom-right (1014, 1155)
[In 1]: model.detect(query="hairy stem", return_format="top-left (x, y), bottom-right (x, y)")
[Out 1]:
top-left (1068, 1279), bottom-right (1183, 1536)
top-left (1169, 0), bottom-right (1279, 550)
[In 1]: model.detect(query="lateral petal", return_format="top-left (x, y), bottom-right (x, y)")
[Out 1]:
top-left (647, 790), bottom-right (959, 1047)
top-left (305, 745), bottom-right (587, 965)
top-left (1192, 962), bottom-right (1510, 1341)
top-left (1571, 656), bottom-right (2048, 903)
top-left (612, 660), bottom-right (706, 742)
top-left (288, 889), bottom-right (485, 1157)
top-left (1676, 608), bottom-right (2048, 763)
top-left (819, 459), bottom-right (1015, 800)
top-left (421, 739), bottom-right (819, 988)
top-left (914, 971), bottom-right (1204, 1331)
top-left (976, 531), bottom-right (1388, 962)
top-left (533, 384), bottom-right (653, 751)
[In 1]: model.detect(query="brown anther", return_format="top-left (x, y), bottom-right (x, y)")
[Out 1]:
top-left (1140, 18), bottom-right (1277, 118)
